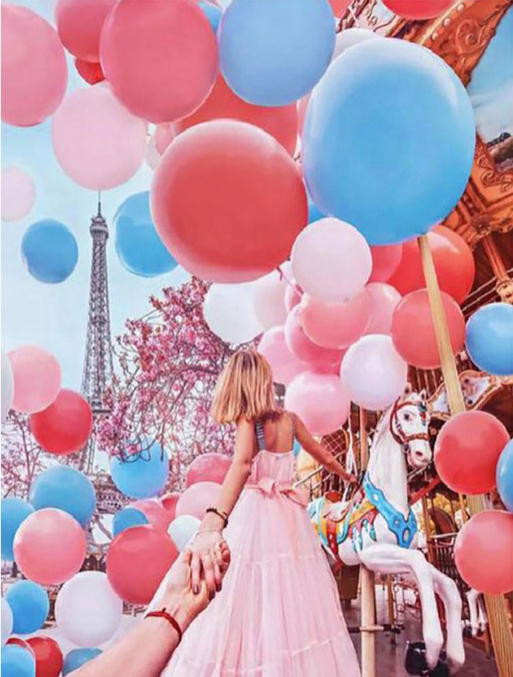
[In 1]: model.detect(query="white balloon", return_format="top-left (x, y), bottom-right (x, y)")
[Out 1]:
top-left (1, 167), bottom-right (36, 222)
top-left (1, 598), bottom-right (13, 646)
top-left (333, 28), bottom-right (381, 61)
top-left (1, 350), bottom-right (14, 422)
top-left (168, 515), bottom-right (201, 551)
top-left (204, 283), bottom-right (263, 345)
top-left (55, 571), bottom-right (123, 647)
top-left (251, 264), bottom-right (291, 331)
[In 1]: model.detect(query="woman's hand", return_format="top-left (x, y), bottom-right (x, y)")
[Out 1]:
top-left (190, 530), bottom-right (228, 596)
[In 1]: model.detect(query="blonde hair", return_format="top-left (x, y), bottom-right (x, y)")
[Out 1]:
top-left (212, 350), bottom-right (279, 424)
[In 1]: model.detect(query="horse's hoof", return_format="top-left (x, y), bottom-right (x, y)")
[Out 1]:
top-left (462, 626), bottom-right (473, 639)
top-left (405, 641), bottom-right (430, 675)
top-left (429, 652), bottom-right (450, 677)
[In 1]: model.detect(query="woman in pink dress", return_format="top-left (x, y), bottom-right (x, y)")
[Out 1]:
top-left (159, 349), bottom-right (361, 677)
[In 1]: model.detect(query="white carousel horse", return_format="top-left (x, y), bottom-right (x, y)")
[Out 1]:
top-left (308, 387), bottom-right (465, 674)
top-left (465, 589), bottom-right (488, 638)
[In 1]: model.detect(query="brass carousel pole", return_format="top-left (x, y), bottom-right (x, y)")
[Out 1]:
top-left (418, 234), bottom-right (513, 677)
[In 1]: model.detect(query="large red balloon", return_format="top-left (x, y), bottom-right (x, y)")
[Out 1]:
top-left (56, 0), bottom-right (116, 62)
top-left (30, 389), bottom-right (93, 455)
top-left (152, 120), bottom-right (308, 282)
top-left (27, 637), bottom-right (63, 677)
top-left (75, 58), bottom-right (105, 85)
top-left (383, 0), bottom-right (453, 19)
top-left (175, 74), bottom-right (298, 156)
top-left (389, 226), bottom-right (475, 304)
top-left (434, 411), bottom-right (509, 495)
top-left (100, 0), bottom-right (218, 123)
top-left (391, 289), bottom-right (465, 369)
top-left (455, 511), bottom-right (513, 595)
top-left (369, 244), bottom-right (403, 283)
top-left (185, 453), bottom-right (231, 488)
top-left (106, 526), bottom-right (178, 605)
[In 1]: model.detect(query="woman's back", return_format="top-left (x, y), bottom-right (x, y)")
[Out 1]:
top-left (249, 413), bottom-right (296, 484)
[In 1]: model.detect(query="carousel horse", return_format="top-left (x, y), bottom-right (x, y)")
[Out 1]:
top-left (308, 387), bottom-right (465, 675)
top-left (465, 589), bottom-right (488, 638)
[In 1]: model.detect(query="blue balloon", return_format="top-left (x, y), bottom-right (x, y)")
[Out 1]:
top-left (63, 648), bottom-right (102, 675)
top-left (110, 439), bottom-right (169, 499)
top-left (497, 440), bottom-right (513, 513)
top-left (1, 644), bottom-right (36, 677)
top-left (199, 2), bottom-right (222, 33)
top-left (307, 194), bottom-right (325, 224)
top-left (219, 0), bottom-right (335, 106)
top-left (115, 192), bottom-right (177, 278)
top-left (21, 219), bottom-right (78, 283)
top-left (466, 303), bottom-right (513, 377)
top-left (5, 581), bottom-right (49, 635)
top-left (29, 465), bottom-right (96, 527)
top-left (112, 507), bottom-right (149, 536)
top-left (1, 498), bottom-right (34, 561)
top-left (303, 39), bottom-right (476, 245)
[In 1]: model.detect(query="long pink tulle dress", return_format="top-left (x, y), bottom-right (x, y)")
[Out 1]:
top-left (159, 421), bottom-right (360, 677)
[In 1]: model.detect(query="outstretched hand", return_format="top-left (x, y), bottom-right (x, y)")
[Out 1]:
top-left (189, 530), bottom-right (230, 597)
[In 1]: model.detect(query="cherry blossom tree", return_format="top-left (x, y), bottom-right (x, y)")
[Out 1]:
top-left (1, 412), bottom-right (47, 499)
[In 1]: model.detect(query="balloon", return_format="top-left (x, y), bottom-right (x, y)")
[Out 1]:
top-left (21, 220), bottom-right (78, 285)
top-left (204, 283), bottom-right (263, 344)
top-left (110, 439), bottom-right (169, 499)
top-left (434, 411), bottom-right (509, 495)
top-left (465, 303), bottom-right (513, 377)
top-left (285, 281), bottom-right (303, 313)
top-left (219, 0), bottom-right (335, 106)
top-left (302, 39), bottom-right (476, 245)
top-left (1, 168), bottom-right (36, 222)
top-left (130, 500), bottom-right (172, 533)
top-left (388, 226), bottom-right (475, 304)
top-left (298, 95), bottom-right (311, 136)
top-left (74, 58), bottom-right (105, 85)
top-left (333, 28), bottom-right (381, 60)
top-left (112, 507), bottom-right (148, 537)
top-left (100, 0), bottom-right (218, 123)
top-left (63, 648), bottom-right (102, 675)
top-left (391, 290), bottom-right (466, 369)
top-left (175, 74), bottom-right (298, 156)
top-left (5, 582), bottom-right (48, 635)
top-left (56, 572), bottom-right (123, 647)
top-left (382, 0), bottom-right (453, 20)
top-left (176, 482), bottom-right (221, 521)
top-left (154, 124), bottom-right (175, 156)
top-left (454, 511), bottom-right (513, 595)
top-left (30, 389), bottom-right (93, 455)
top-left (1, 644), bottom-right (35, 677)
top-left (161, 493), bottom-right (180, 520)
top-left (1, 351), bottom-right (14, 422)
top-left (497, 440), bottom-right (513, 513)
top-left (55, 0), bottom-right (116, 62)
top-left (52, 84), bottom-right (147, 191)
top-left (152, 120), bottom-right (307, 283)
top-left (365, 283), bottom-right (402, 335)
top-left (1, 599), bottom-right (13, 646)
top-left (300, 290), bottom-right (371, 350)
top-left (106, 526), bottom-right (178, 605)
top-left (1, 499), bottom-right (34, 562)
top-left (251, 267), bottom-right (290, 331)
top-left (1, 5), bottom-right (67, 127)
top-left (329, 0), bottom-right (351, 16)
top-left (6, 640), bottom-right (34, 657)
top-left (26, 637), bottom-right (63, 677)
top-left (186, 453), bottom-right (231, 487)
top-left (8, 346), bottom-right (61, 414)
top-left (285, 371), bottom-right (350, 436)
top-left (284, 305), bottom-right (343, 372)
top-left (29, 466), bottom-right (96, 526)
top-left (13, 509), bottom-right (86, 586)
top-left (307, 194), bottom-right (324, 224)
top-left (369, 245), bottom-right (403, 284)
top-left (257, 327), bottom-right (308, 386)
top-left (199, 1), bottom-right (222, 32)
top-left (291, 218), bottom-right (372, 304)
top-left (168, 515), bottom-right (201, 551)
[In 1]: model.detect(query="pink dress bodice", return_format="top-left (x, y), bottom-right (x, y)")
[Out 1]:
top-left (248, 449), bottom-right (295, 484)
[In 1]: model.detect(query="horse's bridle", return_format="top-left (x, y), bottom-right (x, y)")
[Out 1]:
top-left (389, 399), bottom-right (430, 454)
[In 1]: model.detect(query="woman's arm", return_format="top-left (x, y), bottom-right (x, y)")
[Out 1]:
top-left (295, 415), bottom-right (357, 483)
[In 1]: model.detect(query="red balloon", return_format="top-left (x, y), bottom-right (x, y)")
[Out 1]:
top-left (369, 244), bottom-right (403, 283)
top-left (434, 411), bottom-right (509, 495)
top-left (100, 0), bottom-right (218, 123)
top-left (301, 290), bottom-right (371, 350)
top-left (175, 74), bottom-right (298, 156)
top-left (455, 511), bottom-right (513, 595)
top-left (131, 500), bottom-right (172, 532)
top-left (161, 492), bottom-right (180, 521)
top-left (152, 120), bottom-right (308, 282)
top-left (30, 389), bottom-right (93, 455)
top-left (391, 289), bottom-right (465, 369)
top-left (285, 304), bottom-right (344, 371)
top-left (329, 0), bottom-right (352, 16)
top-left (382, 0), bottom-right (453, 19)
top-left (389, 226), bottom-right (475, 304)
top-left (6, 638), bottom-right (35, 657)
top-left (106, 525), bottom-right (178, 605)
top-left (154, 124), bottom-right (175, 156)
top-left (75, 58), bottom-right (105, 85)
top-left (27, 637), bottom-right (63, 677)
top-left (185, 453), bottom-right (231, 488)
top-left (56, 0), bottom-right (116, 62)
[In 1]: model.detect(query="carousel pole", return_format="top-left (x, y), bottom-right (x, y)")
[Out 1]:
top-left (418, 234), bottom-right (513, 677)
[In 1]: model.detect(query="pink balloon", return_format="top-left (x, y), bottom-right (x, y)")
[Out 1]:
top-left (369, 244), bottom-right (403, 283)
top-left (176, 482), bottom-right (221, 520)
top-left (100, 0), bottom-right (218, 123)
top-left (52, 84), bottom-right (147, 191)
top-left (252, 266), bottom-right (290, 331)
top-left (258, 326), bottom-right (308, 386)
top-left (301, 290), bottom-right (371, 350)
top-left (1, 167), bottom-right (36, 222)
top-left (131, 500), bottom-right (172, 532)
top-left (285, 281), bottom-right (303, 313)
top-left (365, 283), bottom-right (402, 335)
top-left (161, 492), bottom-right (180, 521)
top-left (13, 509), bottom-right (86, 585)
top-left (154, 124), bottom-right (175, 156)
top-left (8, 346), bottom-right (61, 414)
top-left (56, 0), bottom-right (116, 62)
top-left (2, 5), bottom-right (68, 128)
top-left (285, 305), bottom-right (344, 372)
top-left (186, 453), bottom-right (231, 488)
top-left (285, 371), bottom-right (350, 436)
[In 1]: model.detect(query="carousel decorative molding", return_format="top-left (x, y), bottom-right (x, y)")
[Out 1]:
top-left (429, 369), bottom-right (512, 418)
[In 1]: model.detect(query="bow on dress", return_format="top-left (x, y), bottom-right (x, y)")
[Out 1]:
top-left (246, 478), bottom-right (309, 507)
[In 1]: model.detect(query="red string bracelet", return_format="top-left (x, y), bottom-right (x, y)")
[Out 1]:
top-left (144, 608), bottom-right (183, 643)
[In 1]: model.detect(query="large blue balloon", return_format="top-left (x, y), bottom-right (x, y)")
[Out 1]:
top-left (21, 219), bottom-right (78, 283)
top-left (219, 0), bottom-right (335, 106)
top-left (110, 439), bottom-right (169, 499)
top-left (63, 648), bottom-right (102, 675)
top-left (1, 644), bottom-right (36, 677)
top-left (466, 303), bottom-right (513, 377)
top-left (497, 440), bottom-right (513, 513)
top-left (307, 193), bottom-right (325, 224)
top-left (112, 507), bottom-right (149, 536)
top-left (115, 192), bottom-right (177, 278)
top-left (29, 465), bottom-right (96, 527)
top-left (5, 581), bottom-right (49, 635)
top-left (1, 498), bottom-right (34, 561)
top-left (199, 2), bottom-right (222, 33)
top-left (302, 39), bottom-right (476, 245)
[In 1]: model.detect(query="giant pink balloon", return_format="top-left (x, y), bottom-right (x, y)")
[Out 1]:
top-left (369, 244), bottom-right (403, 283)
top-left (285, 305), bottom-right (343, 372)
top-left (8, 346), bottom-right (61, 414)
top-left (131, 500), bottom-right (172, 533)
top-left (185, 454), bottom-right (231, 488)
top-left (56, 0), bottom-right (117, 62)
top-left (258, 326), bottom-right (308, 386)
top-left (301, 290), bottom-right (371, 350)
top-left (285, 371), bottom-right (350, 436)
top-left (52, 84), bottom-right (147, 191)
top-left (2, 5), bottom-right (68, 127)
top-left (365, 283), bottom-right (402, 335)
top-left (100, 0), bottom-right (218, 123)
top-left (13, 509), bottom-right (86, 585)
top-left (176, 482), bottom-right (221, 520)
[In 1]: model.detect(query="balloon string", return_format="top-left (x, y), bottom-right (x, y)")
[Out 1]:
top-left (276, 264), bottom-right (302, 294)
